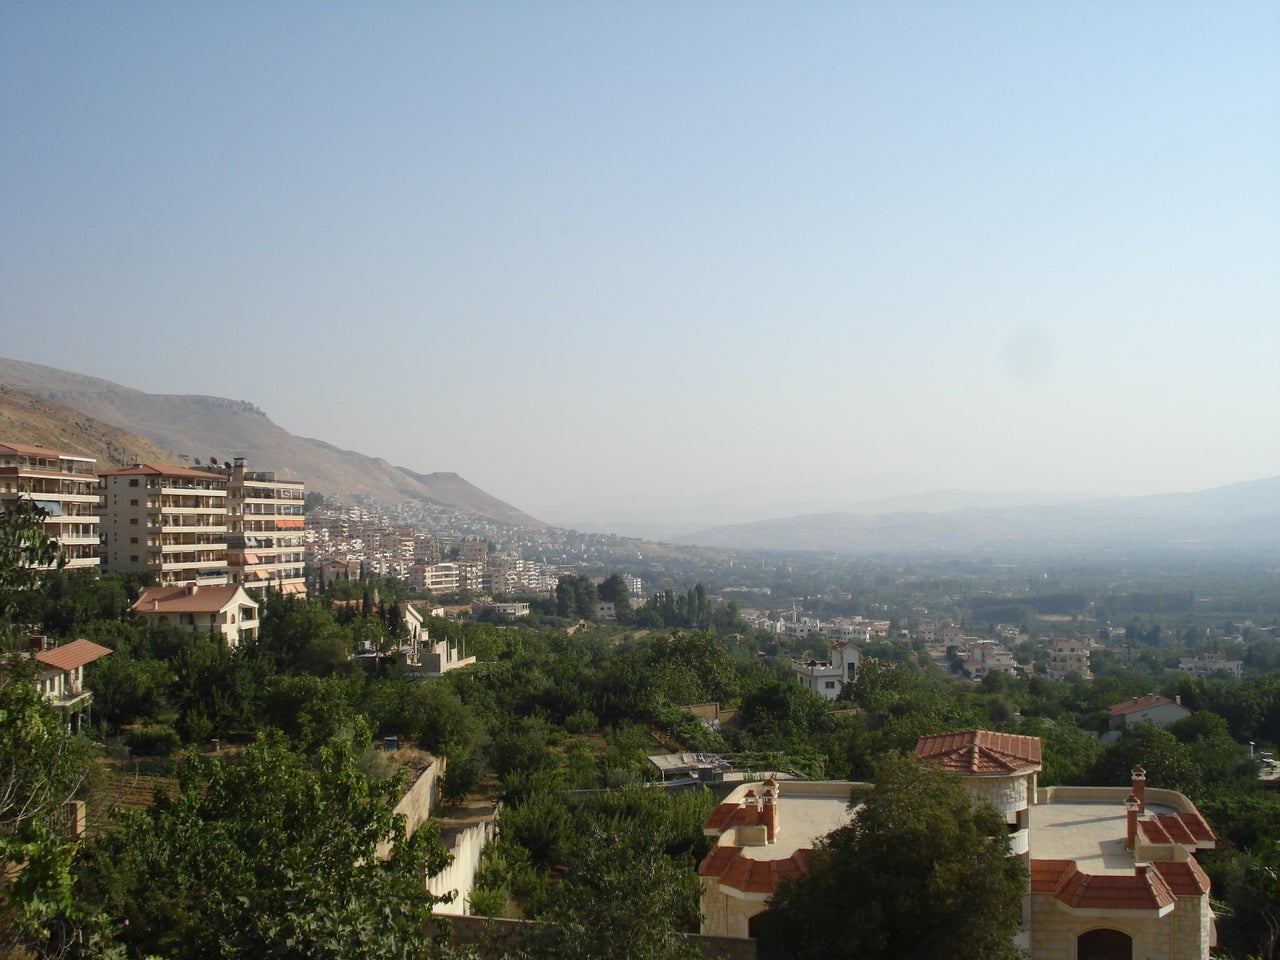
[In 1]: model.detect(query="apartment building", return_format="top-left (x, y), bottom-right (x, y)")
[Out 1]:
top-left (1047, 638), bottom-right (1093, 682)
top-left (219, 458), bottom-right (307, 597)
top-left (98, 463), bottom-right (230, 586)
top-left (0, 442), bottom-right (100, 570)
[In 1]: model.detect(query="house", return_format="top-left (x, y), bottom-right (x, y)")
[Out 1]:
top-left (1107, 694), bottom-right (1192, 732)
top-left (472, 601), bottom-right (530, 619)
top-left (31, 637), bottom-right (113, 731)
top-left (1177, 654), bottom-right (1243, 680)
top-left (698, 778), bottom-right (856, 939)
top-left (697, 730), bottom-right (1218, 960)
top-left (914, 730), bottom-right (1216, 960)
top-left (0, 442), bottom-right (100, 570)
top-left (133, 582), bottom-right (260, 647)
top-left (791, 640), bottom-right (860, 700)
top-left (964, 639), bottom-right (1018, 679)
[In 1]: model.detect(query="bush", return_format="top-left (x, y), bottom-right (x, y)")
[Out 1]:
top-left (126, 725), bottom-right (181, 757)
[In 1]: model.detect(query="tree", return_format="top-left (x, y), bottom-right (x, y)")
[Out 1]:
top-left (756, 754), bottom-right (1028, 960)
top-left (74, 732), bottom-right (455, 960)
top-left (596, 573), bottom-right (632, 618)
top-left (0, 657), bottom-right (88, 955)
top-left (0, 499), bottom-right (63, 648)
top-left (519, 820), bottom-right (701, 960)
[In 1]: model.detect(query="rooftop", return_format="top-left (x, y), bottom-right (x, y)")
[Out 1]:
top-left (915, 729), bottom-right (1042, 775)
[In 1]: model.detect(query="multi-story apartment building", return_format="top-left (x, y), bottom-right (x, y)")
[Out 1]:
top-left (99, 463), bottom-right (230, 586)
top-left (0, 442), bottom-right (100, 570)
top-left (1047, 638), bottom-right (1093, 682)
top-left (219, 458), bottom-right (307, 597)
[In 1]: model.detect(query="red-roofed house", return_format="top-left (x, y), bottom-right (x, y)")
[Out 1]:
top-left (1108, 694), bottom-right (1192, 731)
top-left (917, 732), bottom-right (1217, 960)
top-left (31, 637), bottom-right (112, 731)
top-left (698, 778), bottom-right (856, 939)
top-left (133, 582), bottom-right (259, 647)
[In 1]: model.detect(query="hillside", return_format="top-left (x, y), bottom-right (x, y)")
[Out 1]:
top-left (0, 358), bottom-right (543, 527)
top-left (0, 384), bottom-right (180, 467)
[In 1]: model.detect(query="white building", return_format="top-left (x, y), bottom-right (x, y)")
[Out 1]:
top-left (1177, 654), bottom-right (1243, 680)
top-left (133, 582), bottom-right (260, 648)
top-left (0, 442), bottom-right (100, 570)
top-left (792, 641), bottom-right (860, 700)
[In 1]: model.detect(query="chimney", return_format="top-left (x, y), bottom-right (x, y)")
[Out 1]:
top-left (1131, 765), bottom-right (1146, 814)
top-left (187, 582), bottom-right (198, 595)
top-left (1175, 695), bottom-right (1182, 706)
top-left (1125, 793), bottom-right (1141, 850)
top-left (762, 779), bottom-right (779, 843)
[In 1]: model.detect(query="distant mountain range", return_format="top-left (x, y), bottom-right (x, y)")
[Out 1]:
top-left (0, 358), bottom-right (543, 528)
top-left (675, 476), bottom-right (1280, 554)
top-left (5, 356), bottom-right (1277, 555)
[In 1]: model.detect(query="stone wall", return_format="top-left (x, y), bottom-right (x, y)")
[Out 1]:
top-left (431, 816), bottom-right (498, 914)
top-left (428, 916), bottom-right (756, 959)
top-left (1028, 892), bottom-right (1211, 960)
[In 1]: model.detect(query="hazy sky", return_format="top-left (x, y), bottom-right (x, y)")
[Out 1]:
top-left (2, 1), bottom-right (1277, 526)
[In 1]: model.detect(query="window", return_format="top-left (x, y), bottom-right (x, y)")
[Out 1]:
top-left (824, 680), bottom-right (837, 689)
top-left (129, 518), bottom-right (138, 525)
top-left (130, 499), bottom-right (138, 506)
top-left (130, 537), bottom-right (138, 544)
top-left (129, 478), bottom-right (139, 487)
top-left (129, 555), bottom-right (138, 562)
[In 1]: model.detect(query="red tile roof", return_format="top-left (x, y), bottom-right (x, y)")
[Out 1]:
top-left (0, 441), bottom-right (75, 458)
top-left (698, 846), bottom-right (811, 895)
top-left (703, 798), bottom-right (772, 835)
top-left (1030, 859), bottom-right (1176, 912)
top-left (1152, 860), bottom-right (1211, 897)
top-left (34, 638), bottom-right (112, 672)
top-left (1107, 694), bottom-right (1183, 717)
top-left (98, 463), bottom-right (226, 480)
top-left (134, 584), bottom-right (253, 614)
top-left (914, 730), bottom-right (1042, 775)
top-left (1138, 812), bottom-right (1215, 848)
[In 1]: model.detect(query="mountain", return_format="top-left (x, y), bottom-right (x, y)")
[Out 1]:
top-left (677, 477), bottom-right (1280, 554)
top-left (0, 383), bottom-right (180, 467)
top-left (0, 358), bottom-right (543, 527)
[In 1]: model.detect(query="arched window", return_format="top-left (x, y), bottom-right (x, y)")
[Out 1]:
top-left (1077, 928), bottom-right (1132, 960)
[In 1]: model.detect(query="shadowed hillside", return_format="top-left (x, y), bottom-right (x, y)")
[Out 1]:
top-left (0, 358), bottom-right (543, 527)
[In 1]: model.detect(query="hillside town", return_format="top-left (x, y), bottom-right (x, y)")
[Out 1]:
top-left (3, 434), bottom-right (1279, 960)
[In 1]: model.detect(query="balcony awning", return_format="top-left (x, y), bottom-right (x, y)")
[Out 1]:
top-left (33, 500), bottom-right (65, 516)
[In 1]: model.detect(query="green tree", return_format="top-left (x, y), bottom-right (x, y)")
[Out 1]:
top-left (74, 732), bottom-right (454, 960)
top-left (521, 820), bottom-right (701, 960)
top-left (596, 573), bottom-right (632, 618)
top-left (756, 754), bottom-right (1028, 960)
top-left (0, 657), bottom-right (88, 954)
top-left (0, 499), bottom-right (63, 648)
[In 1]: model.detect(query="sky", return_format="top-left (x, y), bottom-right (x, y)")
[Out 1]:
top-left (2, 1), bottom-right (1277, 528)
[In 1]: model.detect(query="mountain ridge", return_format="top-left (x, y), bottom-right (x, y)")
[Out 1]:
top-left (0, 358), bottom-right (543, 528)
top-left (675, 475), bottom-right (1280, 553)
